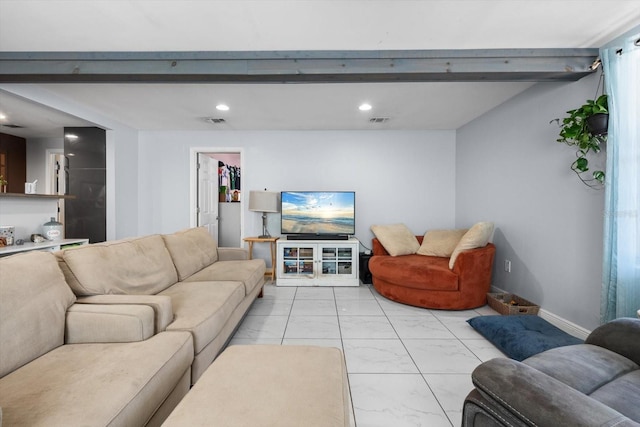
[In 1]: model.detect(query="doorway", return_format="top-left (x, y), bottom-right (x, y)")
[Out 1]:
top-left (190, 148), bottom-right (244, 246)
top-left (46, 149), bottom-right (65, 222)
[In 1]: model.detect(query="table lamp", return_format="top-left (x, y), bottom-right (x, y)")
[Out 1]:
top-left (248, 190), bottom-right (279, 238)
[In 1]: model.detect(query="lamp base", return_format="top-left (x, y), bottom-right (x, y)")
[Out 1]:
top-left (260, 213), bottom-right (271, 238)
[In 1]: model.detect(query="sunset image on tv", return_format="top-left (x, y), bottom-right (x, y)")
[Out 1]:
top-left (281, 192), bottom-right (355, 235)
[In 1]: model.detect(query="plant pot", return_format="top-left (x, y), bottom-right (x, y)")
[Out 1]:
top-left (586, 113), bottom-right (609, 136)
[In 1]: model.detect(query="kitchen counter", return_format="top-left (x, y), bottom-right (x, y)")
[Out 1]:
top-left (0, 238), bottom-right (88, 257)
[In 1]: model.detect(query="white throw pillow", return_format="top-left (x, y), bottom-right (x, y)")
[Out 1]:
top-left (449, 222), bottom-right (494, 269)
top-left (417, 229), bottom-right (468, 257)
top-left (371, 223), bottom-right (420, 256)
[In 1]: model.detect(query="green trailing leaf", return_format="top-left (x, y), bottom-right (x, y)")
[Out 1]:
top-left (553, 94), bottom-right (608, 189)
top-left (574, 157), bottom-right (589, 172)
top-left (593, 170), bottom-right (605, 183)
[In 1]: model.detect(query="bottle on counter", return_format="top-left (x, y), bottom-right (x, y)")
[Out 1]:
top-left (43, 217), bottom-right (64, 241)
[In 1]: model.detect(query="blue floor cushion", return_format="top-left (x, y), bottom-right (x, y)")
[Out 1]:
top-left (467, 315), bottom-right (583, 361)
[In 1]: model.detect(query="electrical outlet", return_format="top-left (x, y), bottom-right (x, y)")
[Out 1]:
top-left (504, 260), bottom-right (512, 273)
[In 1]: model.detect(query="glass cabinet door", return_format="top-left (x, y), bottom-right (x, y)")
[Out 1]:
top-left (282, 245), bottom-right (315, 276)
top-left (319, 244), bottom-right (355, 278)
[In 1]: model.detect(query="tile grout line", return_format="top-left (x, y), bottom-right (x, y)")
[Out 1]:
top-left (278, 281), bottom-right (297, 345)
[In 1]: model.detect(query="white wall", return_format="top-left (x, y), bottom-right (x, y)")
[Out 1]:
top-left (109, 128), bottom-right (139, 240)
top-left (137, 130), bottom-right (457, 258)
top-left (26, 137), bottom-right (63, 194)
top-left (456, 73), bottom-right (605, 331)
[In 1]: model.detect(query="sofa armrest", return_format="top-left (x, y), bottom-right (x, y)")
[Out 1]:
top-left (76, 294), bottom-right (174, 333)
top-left (468, 358), bottom-right (634, 426)
top-left (65, 303), bottom-right (155, 343)
top-left (586, 317), bottom-right (640, 365)
top-left (451, 243), bottom-right (496, 273)
top-left (371, 238), bottom-right (390, 256)
top-left (218, 247), bottom-right (248, 261)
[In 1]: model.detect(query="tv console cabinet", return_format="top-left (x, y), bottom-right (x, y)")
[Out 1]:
top-left (276, 237), bottom-right (359, 286)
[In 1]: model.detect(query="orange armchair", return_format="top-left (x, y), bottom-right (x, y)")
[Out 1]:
top-left (369, 236), bottom-right (496, 310)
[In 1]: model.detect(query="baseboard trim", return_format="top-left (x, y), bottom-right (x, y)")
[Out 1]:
top-left (489, 286), bottom-right (591, 340)
top-left (537, 309), bottom-right (590, 340)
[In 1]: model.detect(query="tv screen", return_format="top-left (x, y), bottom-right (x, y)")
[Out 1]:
top-left (281, 191), bottom-right (355, 236)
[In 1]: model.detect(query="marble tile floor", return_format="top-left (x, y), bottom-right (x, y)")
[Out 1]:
top-left (229, 282), bottom-right (506, 427)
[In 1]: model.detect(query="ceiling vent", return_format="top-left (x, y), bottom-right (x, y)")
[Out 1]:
top-left (204, 118), bottom-right (226, 124)
top-left (1, 123), bottom-right (24, 128)
top-left (369, 117), bottom-right (390, 123)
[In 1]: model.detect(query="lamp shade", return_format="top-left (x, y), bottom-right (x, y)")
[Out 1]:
top-left (248, 191), bottom-right (279, 213)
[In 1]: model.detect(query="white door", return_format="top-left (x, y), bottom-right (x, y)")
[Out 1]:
top-left (197, 153), bottom-right (219, 243)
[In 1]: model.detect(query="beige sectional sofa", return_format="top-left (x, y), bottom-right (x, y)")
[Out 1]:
top-left (56, 226), bottom-right (265, 384)
top-left (0, 227), bottom-right (265, 426)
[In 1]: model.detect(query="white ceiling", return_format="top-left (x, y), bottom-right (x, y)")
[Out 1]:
top-left (0, 0), bottom-right (639, 137)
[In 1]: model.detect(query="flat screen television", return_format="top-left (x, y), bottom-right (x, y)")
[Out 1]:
top-left (281, 191), bottom-right (355, 238)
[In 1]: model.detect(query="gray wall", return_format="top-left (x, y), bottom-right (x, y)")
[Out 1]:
top-left (456, 74), bottom-right (605, 330)
top-left (137, 130), bottom-right (457, 247)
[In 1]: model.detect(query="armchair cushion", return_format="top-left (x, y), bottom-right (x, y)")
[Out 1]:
top-left (449, 222), bottom-right (494, 269)
top-left (370, 223), bottom-right (419, 256)
top-left (417, 229), bottom-right (467, 257)
top-left (369, 254), bottom-right (458, 291)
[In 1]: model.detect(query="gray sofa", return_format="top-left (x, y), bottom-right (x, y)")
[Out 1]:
top-left (463, 317), bottom-right (640, 426)
top-left (0, 226), bottom-right (265, 426)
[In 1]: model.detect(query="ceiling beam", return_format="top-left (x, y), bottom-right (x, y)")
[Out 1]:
top-left (0, 49), bottom-right (599, 83)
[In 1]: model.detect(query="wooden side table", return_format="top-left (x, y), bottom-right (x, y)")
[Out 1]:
top-left (243, 237), bottom-right (279, 281)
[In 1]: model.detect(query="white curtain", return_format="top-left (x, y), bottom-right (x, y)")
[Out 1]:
top-left (600, 29), bottom-right (640, 322)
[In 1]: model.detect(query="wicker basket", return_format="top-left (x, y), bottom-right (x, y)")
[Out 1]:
top-left (487, 293), bottom-right (540, 315)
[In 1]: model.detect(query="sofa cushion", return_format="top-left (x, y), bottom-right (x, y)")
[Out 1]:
top-left (161, 281), bottom-right (245, 354)
top-left (59, 234), bottom-right (178, 296)
top-left (523, 344), bottom-right (639, 395)
top-left (163, 227), bottom-right (219, 281)
top-left (417, 229), bottom-right (468, 257)
top-left (449, 222), bottom-right (494, 269)
top-left (183, 259), bottom-right (266, 295)
top-left (369, 254), bottom-right (458, 291)
top-left (0, 252), bottom-right (76, 378)
top-left (589, 370), bottom-right (640, 422)
top-left (0, 331), bottom-right (193, 426)
top-left (371, 223), bottom-right (420, 256)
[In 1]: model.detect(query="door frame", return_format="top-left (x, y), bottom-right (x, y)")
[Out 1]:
top-left (189, 147), bottom-right (245, 243)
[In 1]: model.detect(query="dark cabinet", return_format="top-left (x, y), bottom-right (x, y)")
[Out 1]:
top-left (0, 132), bottom-right (26, 194)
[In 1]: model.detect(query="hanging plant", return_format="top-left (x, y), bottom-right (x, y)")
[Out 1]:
top-left (552, 93), bottom-right (608, 189)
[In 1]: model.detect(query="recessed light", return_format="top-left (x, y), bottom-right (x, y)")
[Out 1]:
top-left (216, 104), bottom-right (230, 111)
top-left (0, 113), bottom-right (6, 120)
top-left (65, 134), bottom-right (78, 140)
top-left (359, 103), bottom-right (372, 111)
